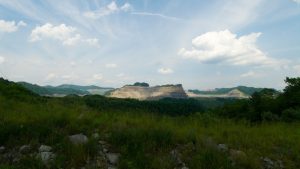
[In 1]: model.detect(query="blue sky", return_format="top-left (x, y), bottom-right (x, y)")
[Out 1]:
top-left (0, 0), bottom-right (300, 89)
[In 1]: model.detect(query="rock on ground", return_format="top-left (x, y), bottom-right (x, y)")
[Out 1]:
top-left (39, 152), bottom-right (55, 164)
top-left (39, 145), bottom-right (52, 152)
top-left (217, 144), bottom-right (228, 152)
top-left (0, 146), bottom-right (5, 153)
top-left (106, 153), bottom-right (120, 165)
top-left (69, 134), bottom-right (89, 145)
top-left (19, 145), bottom-right (31, 154)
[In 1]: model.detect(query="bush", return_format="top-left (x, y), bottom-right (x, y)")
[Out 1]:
top-left (261, 111), bottom-right (279, 122)
top-left (281, 108), bottom-right (300, 122)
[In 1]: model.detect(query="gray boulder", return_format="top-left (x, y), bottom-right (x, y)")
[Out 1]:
top-left (39, 152), bottom-right (55, 164)
top-left (106, 153), bottom-right (120, 165)
top-left (19, 145), bottom-right (31, 154)
top-left (92, 133), bottom-right (100, 139)
top-left (69, 134), bottom-right (88, 145)
top-left (39, 145), bottom-right (52, 152)
top-left (217, 144), bottom-right (228, 152)
top-left (0, 146), bottom-right (5, 153)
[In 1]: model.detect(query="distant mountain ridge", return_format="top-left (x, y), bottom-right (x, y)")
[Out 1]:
top-left (18, 82), bottom-right (114, 96)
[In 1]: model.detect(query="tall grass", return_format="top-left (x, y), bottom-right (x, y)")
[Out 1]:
top-left (0, 95), bottom-right (300, 168)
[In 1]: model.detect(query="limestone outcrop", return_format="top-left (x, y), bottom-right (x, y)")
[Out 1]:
top-left (108, 84), bottom-right (188, 100)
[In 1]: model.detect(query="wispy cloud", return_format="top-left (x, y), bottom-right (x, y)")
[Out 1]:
top-left (83, 1), bottom-right (132, 19)
top-left (0, 56), bottom-right (5, 64)
top-left (158, 68), bottom-right (173, 74)
top-left (131, 12), bottom-right (181, 21)
top-left (105, 63), bottom-right (118, 68)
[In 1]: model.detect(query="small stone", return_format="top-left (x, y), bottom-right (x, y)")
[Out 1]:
top-left (19, 145), bottom-right (31, 154)
top-left (103, 148), bottom-right (109, 153)
top-left (106, 153), bottom-right (120, 165)
top-left (229, 149), bottom-right (247, 160)
top-left (69, 134), bottom-right (88, 145)
top-left (92, 133), bottom-right (100, 139)
top-left (217, 144), bottom-right (228, 152)
top-left (0, 146), bottom-right (5, 153)
top-left (40, 152), bottom-right (55, 164)
top-left (108, 166), bottom-right (117, 169)
top-left (261, 157), bottom-right (275, 169)
top-left (39, 145), bottom-right (52, 152)
top-left (99, 140), bottom-right (107, 145)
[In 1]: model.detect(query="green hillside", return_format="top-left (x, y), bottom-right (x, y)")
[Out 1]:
top-left (18, 82), bottom-right (114, 96)
top-left (0, 77), bottom-right (300, 169)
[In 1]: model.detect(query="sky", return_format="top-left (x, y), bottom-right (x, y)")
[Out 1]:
top-left (0, 0), bottom-right (300, 90)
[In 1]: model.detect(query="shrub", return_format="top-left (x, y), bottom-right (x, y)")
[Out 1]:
top-left (281, 108), bottom-right (300, 122)
top-left (261, 111), bottom-right (279, 122)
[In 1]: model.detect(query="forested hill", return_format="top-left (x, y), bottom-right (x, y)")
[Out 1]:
top-left (17, 82), bottom-right (113, 96)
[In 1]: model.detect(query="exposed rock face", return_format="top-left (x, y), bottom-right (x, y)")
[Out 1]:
top-left (109, 84), bottom-right (188, 100)
top-left (186, 89), bottom-right (249, 99)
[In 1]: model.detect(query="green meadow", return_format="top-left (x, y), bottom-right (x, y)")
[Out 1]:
top-left (0, 78), bottom-right (300, 169)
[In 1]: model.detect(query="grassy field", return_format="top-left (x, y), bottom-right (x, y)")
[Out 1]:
top-left (0, 93), bottom-right (300, 169)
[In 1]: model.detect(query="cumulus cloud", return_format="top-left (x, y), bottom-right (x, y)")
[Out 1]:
top-left (0, 20), bottom-right (26, 33)
top-left (292, 0), bottom-right (300, 4)
top-left (0, 56), bottom-right (5, 64)
top-left (84, 1), bottom-right (132, 19)
top-left (178, 30), bottom-right (276, 66)
top-left (158, 68), bottom-right (173, 74)
top-left (30, 23), bottom-right (99, 46)
top-left (105, 63), bottom-right (117, 68)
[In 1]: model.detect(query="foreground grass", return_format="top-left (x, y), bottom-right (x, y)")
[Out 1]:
top-left (0, 96), bottom-right (300, 168)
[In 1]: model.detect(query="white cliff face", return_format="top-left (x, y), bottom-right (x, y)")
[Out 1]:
top-left (108, 84), bottom-right (188, 100)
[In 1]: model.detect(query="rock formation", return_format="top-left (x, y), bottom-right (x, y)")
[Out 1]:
top-left (108, 84), bottom-right (188, 100)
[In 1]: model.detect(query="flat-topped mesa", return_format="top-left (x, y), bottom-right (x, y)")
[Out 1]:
top-left (108, 83), bottom-right (188, 100)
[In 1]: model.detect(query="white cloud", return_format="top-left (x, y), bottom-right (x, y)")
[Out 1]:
top-left (105, 63), bottom-right (117, 68)
top-left (293, 65), bottom-right (300, 72)
top-left (30, 23), bottom-right (99, 47)
top-left (120, 3), bottom-right (133, 12)
top-left (30, 23), bottom-right (78, 45)
top-left (84, 1), bottom-right (132, 19)
top-left (0, 56), bottom-right (5, 64)
top-left (116, 73), bottom-right (125, 77)
top-left (63, 34), bottom-right (81, 46)
top-left (292, 0), bottom-right (300, 4)
top-left (179, 30), bottom-right (276, 66)
top-left (241, 71), bottom-right (255, 77)
top-left (93, 74), bottom-right (103, 80)
top-left (158, 68), bottom-right (173, 74)
top-left (70, 61), bottom-right (76, 67)
top-left (45, 73), bottom-right (56, 81)
top-left (85, 38), bottom-right (100, 47)
top-left (0, 20), bottom-right (26, 33)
